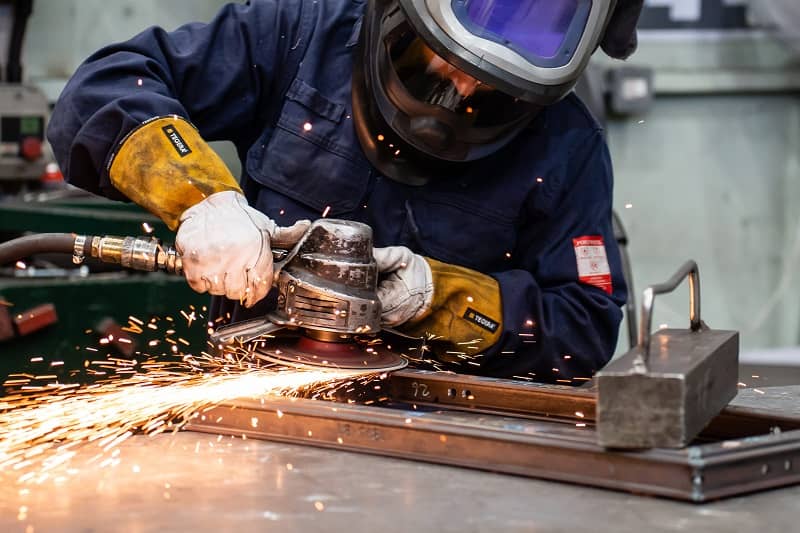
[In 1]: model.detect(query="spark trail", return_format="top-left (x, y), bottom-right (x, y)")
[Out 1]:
top-left (0, 363), bottom-right (367, 485)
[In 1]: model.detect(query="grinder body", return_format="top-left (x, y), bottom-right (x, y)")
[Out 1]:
top-left (211, 219), bottom-right (407, 371)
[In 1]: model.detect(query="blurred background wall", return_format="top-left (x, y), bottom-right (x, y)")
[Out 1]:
top-left (602, 0), bottom-right (800, 360)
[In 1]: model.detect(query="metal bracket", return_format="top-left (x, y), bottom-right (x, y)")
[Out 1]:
top-left (72, 234), bottom-right (86, 265)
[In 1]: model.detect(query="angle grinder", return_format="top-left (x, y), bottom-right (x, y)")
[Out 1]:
top-left (208, 219), bottom-right (408, 372)
top-left (0, 219), bottom-right (408, 372)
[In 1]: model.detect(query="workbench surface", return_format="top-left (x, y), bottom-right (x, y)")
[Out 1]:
top-left (1, 386), bottom-right (798, 533)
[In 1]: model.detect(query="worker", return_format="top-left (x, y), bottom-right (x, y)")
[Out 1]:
top-left (47, 0), bottom-right (644, 383)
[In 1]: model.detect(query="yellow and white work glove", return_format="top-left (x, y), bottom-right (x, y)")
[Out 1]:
top-left (373, 246), bottom-right (434, 326)
top-left (374, 246), bottom-right (504, 356)
top-left (176, 191), bottom-right (309, 306)
top-left (107, 115), bottom-right (309, 307)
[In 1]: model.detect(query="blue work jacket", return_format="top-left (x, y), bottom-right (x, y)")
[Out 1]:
top-left (47, 0), bottom-right (627, 383)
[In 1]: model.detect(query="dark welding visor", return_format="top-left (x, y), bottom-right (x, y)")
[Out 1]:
top-left (386, 26), bottom-right (534, 129)
top-left (374, 12), bottom-right (538, 161)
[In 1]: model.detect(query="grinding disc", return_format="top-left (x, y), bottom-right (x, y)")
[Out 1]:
top-left (255, 335), bottom-right (408, 371)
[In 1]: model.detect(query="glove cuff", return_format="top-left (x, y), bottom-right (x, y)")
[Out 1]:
top-left (403, 258), bottom-right (503, 357)
top-left (107, 116), bottom-right (242, 230)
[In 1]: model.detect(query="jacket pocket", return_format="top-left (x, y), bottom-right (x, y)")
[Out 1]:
top-left (408, 193), bottom-right (518, 273)
top-left (246, 78), bottom-right (370, 216)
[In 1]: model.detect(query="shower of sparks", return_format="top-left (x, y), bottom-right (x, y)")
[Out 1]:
top-left (0, 308), bottom-right (375, 486)
top-left (0, 364), bottom-right (367, 485)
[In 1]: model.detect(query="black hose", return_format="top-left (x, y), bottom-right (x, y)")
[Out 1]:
top-left (0, 233), bottom-right (87, 266)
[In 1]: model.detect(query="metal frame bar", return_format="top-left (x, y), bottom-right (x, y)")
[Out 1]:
top-left (386, 370), bottom-right (800, 438)
top-left (186, 370), bottom-right (800, 502)
top-left (387, 370), bottom-right (597, 419)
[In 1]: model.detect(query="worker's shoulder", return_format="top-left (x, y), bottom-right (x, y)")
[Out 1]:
top-left (539, 92), bottom-right (604, 142)
top-left (250, 0), bottom-right (362, 16)
top-left (243, 0), bottom-right (362, 47)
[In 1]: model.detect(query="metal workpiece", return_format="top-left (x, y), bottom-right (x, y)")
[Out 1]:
top-left (596, 261), bottom-right (739, 449)
top-left (387, 369), bottom-right (596, 419)
top-left (383, 369), bottom-right (800, 439)
top-left (185, 384), bottom-right (800, 503)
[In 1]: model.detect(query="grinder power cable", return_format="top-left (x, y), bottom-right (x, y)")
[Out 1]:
top-left (0, 219), bottom-right (408, 373)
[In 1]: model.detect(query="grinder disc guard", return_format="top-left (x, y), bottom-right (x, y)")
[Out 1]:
top-left (255, 333), bottom-right (408, 371)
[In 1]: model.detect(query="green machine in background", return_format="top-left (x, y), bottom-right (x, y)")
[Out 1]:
top-left (0, 193), bottom-right (209, 387)
top-left (0, 0), bottom-right (207, 387)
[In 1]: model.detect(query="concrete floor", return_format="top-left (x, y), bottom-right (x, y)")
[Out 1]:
top-left (0, 427), bottom-right (798, 533)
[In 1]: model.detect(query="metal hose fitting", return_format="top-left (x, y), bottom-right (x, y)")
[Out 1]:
top-left (83, 235), bottom-right (182, 274)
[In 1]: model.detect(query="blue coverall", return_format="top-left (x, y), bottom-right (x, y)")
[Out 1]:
top-left (46, 0), bottom-right (627, 383)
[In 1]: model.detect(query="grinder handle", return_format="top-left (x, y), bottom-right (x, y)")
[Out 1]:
top-left (638, 260), bottom-right (702, 368)
top-left (175, 248), bottom-right (290, 276)
top-left (171, 248), bottom-right (289, 277)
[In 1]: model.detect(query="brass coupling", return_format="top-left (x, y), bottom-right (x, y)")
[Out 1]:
top-left (77, 235), bottom-right (182, 275)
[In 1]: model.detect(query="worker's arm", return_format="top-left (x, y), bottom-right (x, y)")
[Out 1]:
top-left (376, 130), bottom-right (626, 382)
top-left (46, 0), bottom-right (302, 201)
top-left (46, 1), bottom-right (311, 306)
top-left (483, 129), bottom-right (627, 381)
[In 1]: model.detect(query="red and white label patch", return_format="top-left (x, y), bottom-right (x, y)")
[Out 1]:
top-left (573, 236), bottom-right (612, 294)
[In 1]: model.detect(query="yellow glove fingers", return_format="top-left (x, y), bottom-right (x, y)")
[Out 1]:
top-left (108, 116), bottom-right (242, 230)
top-left (402, 258), bottom-right (503, 357)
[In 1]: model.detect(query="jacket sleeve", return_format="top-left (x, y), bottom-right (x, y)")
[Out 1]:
top-left (46, 0), bottom-right (304, 200)
top-left (483, 130), bottom-right (627, 383)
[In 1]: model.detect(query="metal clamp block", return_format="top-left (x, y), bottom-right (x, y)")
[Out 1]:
top-left (597, 261), bottom-right (739, 449)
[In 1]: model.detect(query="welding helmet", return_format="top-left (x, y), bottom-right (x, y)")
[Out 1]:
top-left (352, 0), bottom-right (643, 185)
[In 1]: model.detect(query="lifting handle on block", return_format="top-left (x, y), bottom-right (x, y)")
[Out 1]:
top-left (637, 260), bottom-right (702, 371)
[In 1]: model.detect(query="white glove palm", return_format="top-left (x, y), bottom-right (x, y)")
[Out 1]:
top-left (373, 246), bottom-right (434, 326)
top-left (176, 190), bottom-right (310, 307)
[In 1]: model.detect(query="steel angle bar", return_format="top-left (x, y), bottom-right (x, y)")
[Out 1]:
top-left (703, 407), bottom-right (800, 440)
top-left (185, 395), bottom-right (800, 502)
top-left (385, 371), bottom-right (800, 439)
top-left (386, 370), bottom-right (596, 420)
top-left (687, 431), bottom-right (800, 501)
